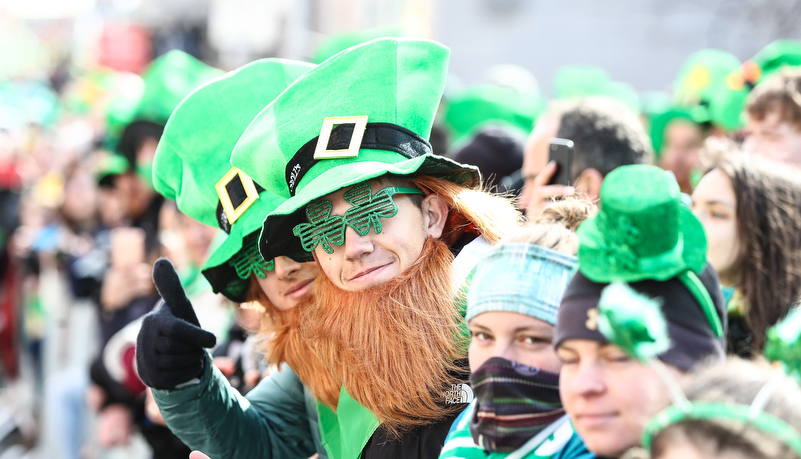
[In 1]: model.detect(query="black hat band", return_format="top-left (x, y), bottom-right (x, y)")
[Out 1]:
top-left (285, 122), bottom-right (432, 197)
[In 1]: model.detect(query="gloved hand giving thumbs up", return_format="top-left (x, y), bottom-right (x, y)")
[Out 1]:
top-left (136, 258), bottom-right (217, 390)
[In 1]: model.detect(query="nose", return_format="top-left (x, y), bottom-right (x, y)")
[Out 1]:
top-left (273, 256), bottom-right (302, 280)
top-left (342, 225), bottom-right (374, 260)
top-left (567, 360), bottom-right (606, 397)
top-left (490, 340), bottom-right (517, 362)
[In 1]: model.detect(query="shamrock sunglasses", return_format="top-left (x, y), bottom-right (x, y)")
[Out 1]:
top-left (293, 181), bottom-right (425, 254)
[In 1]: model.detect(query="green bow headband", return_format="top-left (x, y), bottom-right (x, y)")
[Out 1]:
top-left (601, 293), bottom-right (801, 455)
top-left (293, 181), bottom-right (424, 254)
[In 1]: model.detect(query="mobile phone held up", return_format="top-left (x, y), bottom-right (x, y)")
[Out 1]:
top-left (548, 138), bottom-right (574, 187)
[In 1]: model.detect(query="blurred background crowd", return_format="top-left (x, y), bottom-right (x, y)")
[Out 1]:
top-left (2, 0), bottom-right (801, 458)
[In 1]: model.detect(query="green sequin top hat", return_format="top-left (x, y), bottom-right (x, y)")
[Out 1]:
top-left (231, 37), bottom-right (480, 263)
top-left (578, 164), bottom-right (706, 283)
top-left (153, 58), bottom-right (314, 303)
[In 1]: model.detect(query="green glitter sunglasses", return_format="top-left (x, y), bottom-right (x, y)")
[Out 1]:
top-left (293, 181), bottom-right (425, 254)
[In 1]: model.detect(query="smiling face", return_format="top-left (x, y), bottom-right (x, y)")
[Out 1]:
top-left (691, 168), bottom-right (741, 285)
top-left (310, 179), bottom-right (448, 292)
top-left (468, 311), bottom-right (561, 374)
top-left (255, 256), bottom-right (319, 310)
top-left (556, 339), bottom-right (674, 457)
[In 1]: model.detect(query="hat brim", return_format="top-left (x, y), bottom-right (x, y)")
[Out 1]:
top-left (258, 153), bottom-right (479, 262)
top-left (578, 205), bottom-right (707, 283)
top-left (201, 190), bottom-right (284, 303)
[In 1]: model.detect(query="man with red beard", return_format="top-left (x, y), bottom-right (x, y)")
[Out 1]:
top-left (230, 38), bottom-right (521, 458)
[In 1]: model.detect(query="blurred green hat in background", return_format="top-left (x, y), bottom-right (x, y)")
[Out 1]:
top-left (649, 107), bottom-right (706, 157)
top-left (153, 58), bottom-right (314, 302)
top-left (671, 49), bottom-right (746, 132)
top-left (102, 71), bottom-right (145, 152)
top-left (134, 50), bottom-right (224, 126)
top-left (748, 39), bottom-right (801, 85)
top-left (0, 80), bottom-right (60, 129)
top-left (442, 84), bottom-right (544, 144)
top-left (552, 64), bottom-right (641, 113)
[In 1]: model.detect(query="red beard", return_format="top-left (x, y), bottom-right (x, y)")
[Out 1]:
top-left (301, 237), bottom-right (468, 435)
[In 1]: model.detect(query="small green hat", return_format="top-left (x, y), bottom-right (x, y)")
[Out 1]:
top-left (231, 37), bottom-right (479, 262)
top-left (443, 84), bottom-right (544, 143)
top-left (135, 50), bottom-right (224, 126)
top-left (96, 153), bottom-right (130, 187)
top-left (577, 164), bottom-right (707, 283)
top-left (153, 58), bottom-right (314, 302)
top-left (649, 107), bottom-right (705, 156)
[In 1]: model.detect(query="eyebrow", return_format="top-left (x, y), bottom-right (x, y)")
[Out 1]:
top-left (699, 199), bottom-right (735, 209)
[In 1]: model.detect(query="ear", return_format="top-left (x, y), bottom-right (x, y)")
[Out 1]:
top-left (574, 168), bottom-right (604, 202)
top-left (421, 194), bottom-right (449, 239)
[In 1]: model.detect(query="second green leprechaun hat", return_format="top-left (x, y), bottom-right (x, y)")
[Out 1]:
top-left (153, 58), bottom-right (314, 302)
top-left (231, 37), bottom-right (479, 262)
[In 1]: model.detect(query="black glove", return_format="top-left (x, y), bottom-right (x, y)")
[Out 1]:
top-left (136, 258), bottom-right (217, 390)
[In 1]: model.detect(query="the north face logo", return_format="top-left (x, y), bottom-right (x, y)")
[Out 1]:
top-left (444, 383), bottom-right (474, 404)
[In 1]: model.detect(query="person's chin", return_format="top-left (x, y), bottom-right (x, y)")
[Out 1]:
top-left (343, 263), bottom-right (398, 291)
top-left (580, 425), bottom-right (637, 458)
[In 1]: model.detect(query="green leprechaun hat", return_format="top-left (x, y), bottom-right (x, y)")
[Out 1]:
top-left (153, 58), bottom-right (314, 302)
top-left (231, 37), bottom-right (479, 262)
top-left (577, 164), bottom-right (707, 284)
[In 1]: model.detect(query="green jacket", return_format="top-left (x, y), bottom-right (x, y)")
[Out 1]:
top-left (153, 354), bottom-right (325, 458)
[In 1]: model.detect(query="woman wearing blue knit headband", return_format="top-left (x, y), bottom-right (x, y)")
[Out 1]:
top-left (440, 198), bottom-right (595, 459)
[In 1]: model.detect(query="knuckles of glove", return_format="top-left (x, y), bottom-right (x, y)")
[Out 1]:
top-left (135, 301), bottom-right (217, 390)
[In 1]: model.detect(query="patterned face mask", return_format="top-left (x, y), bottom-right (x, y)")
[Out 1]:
top-left (230, 232), bottom-right (275, 280)
top-left (293, 181), bottom-right (425, 254)
top-left (470, 357), bottom-right (564, 453)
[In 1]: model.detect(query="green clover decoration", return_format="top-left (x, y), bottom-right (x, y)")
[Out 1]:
top-left (765, 308), bottom-right (801, 383)
top-left (597, 281), bottom-right (671, 362)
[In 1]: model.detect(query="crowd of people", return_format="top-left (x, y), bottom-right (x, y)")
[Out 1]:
top-left (2, 31), bottom-right (801, 459)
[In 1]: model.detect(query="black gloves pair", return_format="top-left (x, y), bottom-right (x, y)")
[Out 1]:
top-left (136, 258), bottom-right (217, 390)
